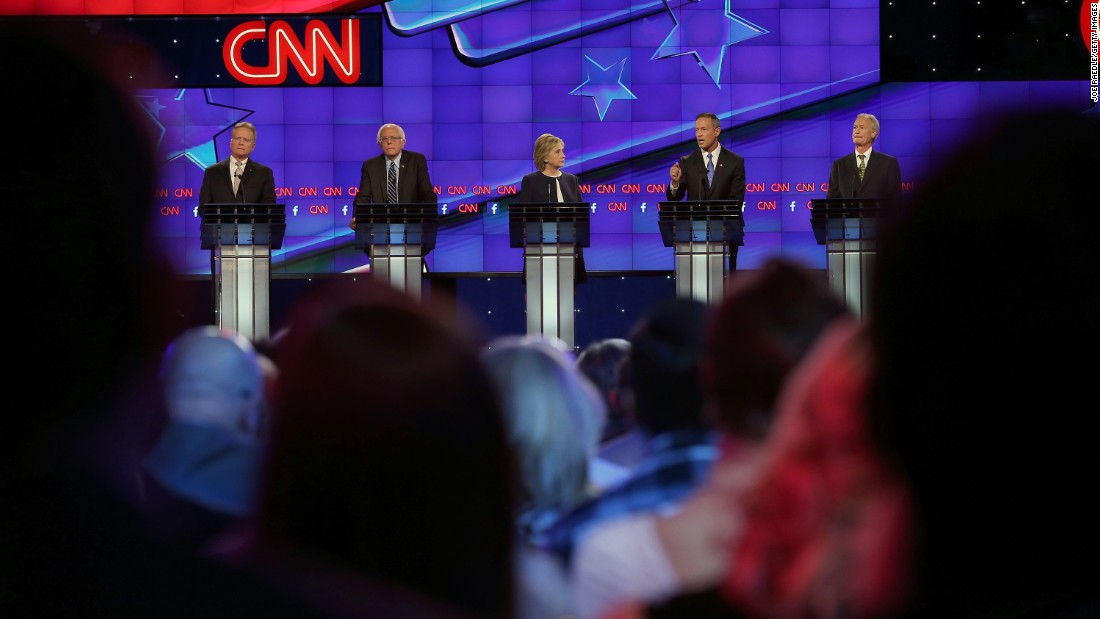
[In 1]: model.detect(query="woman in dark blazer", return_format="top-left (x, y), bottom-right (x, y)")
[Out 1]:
top-left (516, 133), bottom-right (587, 282)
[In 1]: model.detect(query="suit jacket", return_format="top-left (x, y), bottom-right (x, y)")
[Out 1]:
top-left (515, 171), bottom-right (587, 283)
top-left (198, 158), bottom-right (276, 205)
top-left (517, 171), bottom-right (582, 203)
top-left (356, 150), bottom-right (437, 205)
top-left (666, 148), bottom-right (746, 204)
top-left (666, 147), bottom-right (746, 267)
top-left (826, 150), bottom-right (902, 204)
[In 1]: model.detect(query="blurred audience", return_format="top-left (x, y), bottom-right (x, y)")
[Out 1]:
top-left (483, 335), bottom-right (607, 539)
top-left (232, 278), bottom-right (516, 619)
top-left (576, 338), bottom-right (634, 443)
top-left (574, 258), bottom-right (853, 619)
top-left (722, 320), bottom-right (910, 619)
top-left (1, 22), bottom-right (331, 619)
top-left (139, 326), bottom-right (267, 553)
top-left (482, 334), bottom-right (608, 619)
top-left (540, 298), bottom-right (718, 565)
top-left (863, 110), bottom-right (1100, 618)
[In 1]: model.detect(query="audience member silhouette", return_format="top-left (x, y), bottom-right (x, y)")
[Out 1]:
top-left (139, 326), bottom-right (267, 553)
top-left (540, 298), bottom-right (719, 565)
top-left (573, 258), bottom-right (853, 619)
top-left (1, 22), bottom-right (331, 619)
top-left (576, 338), bottom-right (634, 442)
top-left (482, 335), bottom-right (609, 619)
top-left (238, 278), bottom-right (516, 619)
top-left (722, 320), bottom-right (910, 619)
top-left (864, 110), bottom-right (1100, 619)
top-left (482, 335), bottom-right (607, 540)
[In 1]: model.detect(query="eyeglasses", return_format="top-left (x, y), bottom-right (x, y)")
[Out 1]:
top-left (379, 136), bottom-right (404, 143)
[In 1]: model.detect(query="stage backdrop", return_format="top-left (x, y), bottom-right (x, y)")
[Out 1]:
top-left (3, 1), bottom-right (1092, 275)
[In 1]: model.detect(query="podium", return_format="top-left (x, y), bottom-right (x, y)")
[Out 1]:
top-left (810, 198), bottom-right (884, 317)
top-left (353, 203), bottom-right (439, 300)
top-left (509, 202), bottom-right (590, 349)
top-left (200, 202), bottom-right (286, 341)
top-left (658, 200), bottom-right (744, 305)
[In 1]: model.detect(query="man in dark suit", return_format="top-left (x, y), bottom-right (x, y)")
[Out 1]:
top-left (198, 121), bottom-right (277, 205)
top-left (350, 123), bottom-right (437, 230)
top-left (826, 113), bottom-right (902, 205)
top-left (667, 112), bottom-right (747, 269)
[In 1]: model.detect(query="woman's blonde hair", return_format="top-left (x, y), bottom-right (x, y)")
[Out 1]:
top-left (532, 133), bottom-right (563, 171)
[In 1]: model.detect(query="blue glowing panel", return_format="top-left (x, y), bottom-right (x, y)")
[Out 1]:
top-left (123, 5), bottom-right (1091, 276)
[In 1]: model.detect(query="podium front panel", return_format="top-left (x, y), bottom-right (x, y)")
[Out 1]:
top-left (525, 243), bottom-right (577, 349)
top-left (809, 199), bottom-right (883, 317)
top-left (214, 244), bottom-right (271, 341)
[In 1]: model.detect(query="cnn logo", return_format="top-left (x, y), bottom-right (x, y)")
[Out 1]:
top-left (223, 18), bottom-right (360, 85)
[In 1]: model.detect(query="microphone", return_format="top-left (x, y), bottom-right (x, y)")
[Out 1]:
top-left (699, 170), bottom-right (707, 202)
top-left (851, 167), bottom-right (859, 199)
top-left (235, 172), bottom-right (245, 202)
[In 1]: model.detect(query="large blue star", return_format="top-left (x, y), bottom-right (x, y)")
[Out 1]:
top-left (652, 0), bottom-right (768, 87)
top-left (136, 89), bottom-right (253, 169)
top-left (570, 55), bottom-right (638, 121)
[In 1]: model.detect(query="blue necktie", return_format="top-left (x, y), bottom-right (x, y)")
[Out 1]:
top-left (706, 152), bottom-right (715, 186)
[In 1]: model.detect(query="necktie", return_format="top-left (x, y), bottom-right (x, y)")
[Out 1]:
top-left (706, 152), bottom-right (715, 186)
top-left (233, 160), bottom-right (243, 195)
top-left (387, 160), bottom-right (398, 204)
top-left (857, 154), bottom-right (866, 182)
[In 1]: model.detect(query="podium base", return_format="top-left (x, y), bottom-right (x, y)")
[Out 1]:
top-left (370, 244), bottom-right (428, 301)
top-left (525, 243), bottom-right (577, 350)
top-left (826, 238), bottom-right (875, 317)
top-left (673, 240), bottom-right (729, 305)
top-left (214, 244), bottom-right (271, 341)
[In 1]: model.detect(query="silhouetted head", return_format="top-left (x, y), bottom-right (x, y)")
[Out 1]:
top-left (483, 335), bottom-right (606, 515)
top-left (260, 279), bottom-right (515, 618)
top-left (701, 258), bottom-right (852, 441)
top-left (628, 298), bottom-right (711, 437)
top-left (576, 338), bottom-right (632, 440)
top-left (159, 326), bottom-right (265, 435)
top-left (869, 110), bottom-right (1100, 617)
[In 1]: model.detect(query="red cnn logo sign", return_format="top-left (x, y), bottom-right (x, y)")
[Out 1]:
top-left (223, 18), bottom-right (361, 85)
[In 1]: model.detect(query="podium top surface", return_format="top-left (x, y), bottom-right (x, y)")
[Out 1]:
top-left (354, 202), bottom-right (439, 223)
top-left (199, 203), bottom-right (286, 249)
top-left (809, 198), bottom-right (887, 218)
top-left (657, 200), bottom-right (744, 220)
top-left (507, 202), bottom-right (591, 247)
top-left (200, 202), bottom-right (285, 222)
top-left (508, 201), bottom-right (591, 220)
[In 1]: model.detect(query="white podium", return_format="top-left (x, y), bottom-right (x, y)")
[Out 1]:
top-left (353, 203), bottom-right (439, 301)
top-left (200, 202), bottom-right (286, 341)
top-left (810, 198), bottom-right (885, 317)
top-left (658, 200), bottom-right (744, 305)
top-left (509, 202), bottom-right (590, 350)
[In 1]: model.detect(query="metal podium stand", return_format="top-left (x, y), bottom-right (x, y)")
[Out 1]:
top-left (809, 198), bottom-right (884, 317)
top-left (353, 203), bottom-right (439, 301)
top-left (509, 202), bottom-right (590, 349)
top-left (200, 203), bottom-right (286, 341)
top-left (658, 200), bottom-right (744, 305)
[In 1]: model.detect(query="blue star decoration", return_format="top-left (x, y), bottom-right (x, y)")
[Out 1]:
top-left (570, 55), bottom-right (638, 121)
top-left (136, 88), bottom-right (253, 169)
top-left (653, 0), bottom-right (768, 87)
